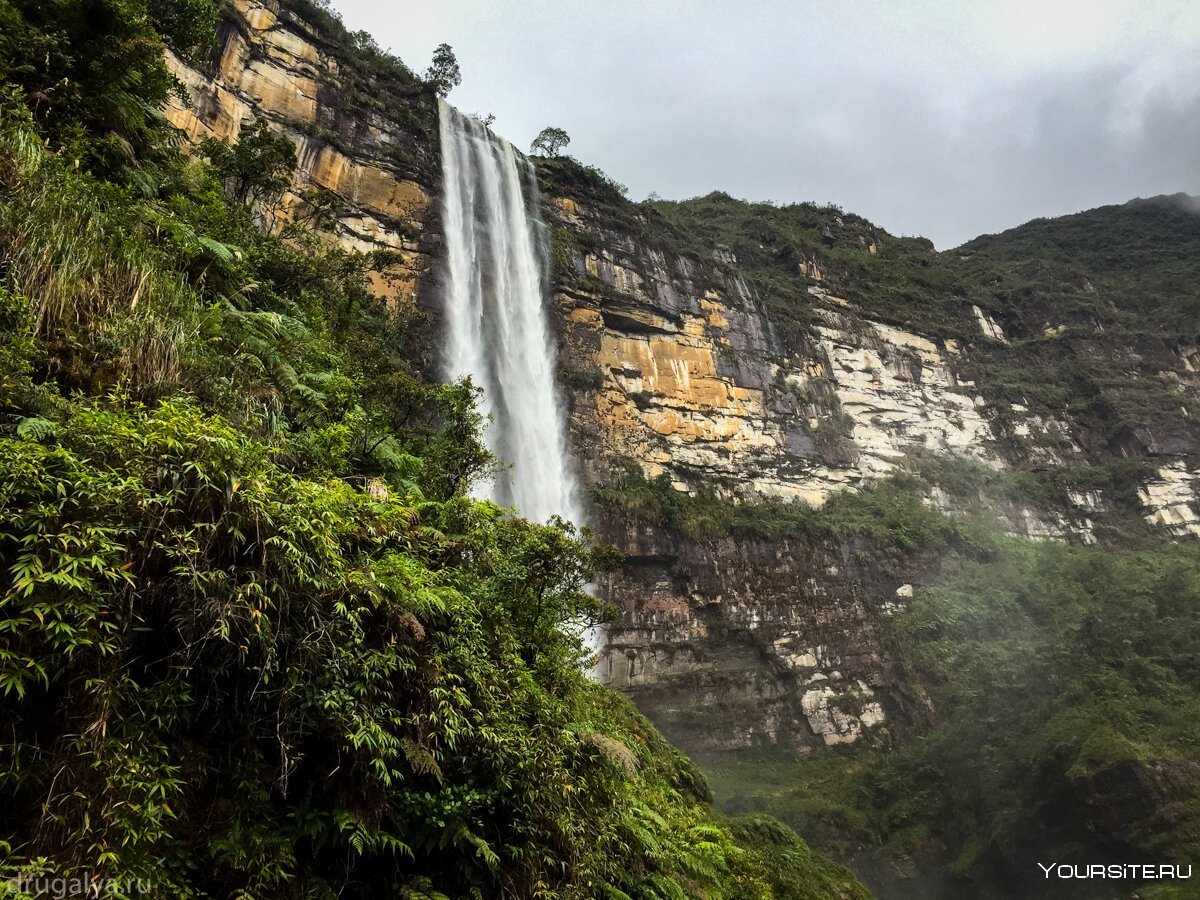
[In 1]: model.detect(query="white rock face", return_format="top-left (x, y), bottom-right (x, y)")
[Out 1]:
top-left (801, 682), bottom-right (885, 746)
top-left (1139, 463), bottom-right (1200, 536)
top-left (813, 309), bottom-right (999, 480)
top-left (585, 271), bottom-right (1030, 507)
top-left (580, 271), bottom-right (1113, 542)
top-left (773, 636), bottom-right (887, 745)
top-left (973, 304), bottom-right (1008, 342)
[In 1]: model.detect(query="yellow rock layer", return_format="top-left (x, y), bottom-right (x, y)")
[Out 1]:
top-left (162, 0), bottom-right (430, 306)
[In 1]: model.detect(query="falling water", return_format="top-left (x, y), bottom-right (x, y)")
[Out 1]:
top-left (437, 100), bottom-right (581, 525)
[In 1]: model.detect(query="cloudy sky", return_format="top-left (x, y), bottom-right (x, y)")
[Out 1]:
top-left (330, 0), bottom-right (1200, 248)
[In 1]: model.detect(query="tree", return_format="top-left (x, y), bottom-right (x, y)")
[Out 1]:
top-left (424, 43), bottom-right (461, 97)
top-left (147, 0), bottom-right (221, 61)
top-left (0, 0), bottom-right (220, 172)
top-left (199, 118), bottom-right (297, 208)
top-left (530, 126), bottom-right (570, 157)
top-left (485, 515), bottom-right (619, 665)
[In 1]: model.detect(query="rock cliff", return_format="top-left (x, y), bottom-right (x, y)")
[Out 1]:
top-left (166, 0), bottom-right (1200, 756)
top-left (164, 0), bottom-right (438, 307)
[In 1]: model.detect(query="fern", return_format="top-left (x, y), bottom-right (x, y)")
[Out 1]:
top-left (398, 877), bottom-right (451, 900)
top-left (15, 416), bottom-right (56, 442)
top-left (400, 738), bottom-right (444, 782)
top-left (454, 825), bottom-right (500, 871)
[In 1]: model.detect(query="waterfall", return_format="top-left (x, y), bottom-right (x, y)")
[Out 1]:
top-left (437, 100), bottom-right (581, 526)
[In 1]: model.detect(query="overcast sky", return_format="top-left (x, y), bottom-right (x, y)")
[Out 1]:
top-left (330, 0), bottom-right (1200, 249)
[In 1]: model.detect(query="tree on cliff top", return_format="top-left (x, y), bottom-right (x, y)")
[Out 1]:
top-left (424, 42), bottom-right (461, 96)
top-left (531, 126), bottom-right (571, 157)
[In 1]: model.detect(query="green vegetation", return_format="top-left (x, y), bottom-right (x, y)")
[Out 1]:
top-left (730, 816), bottom-right (874, 900)
top-left (199, 118), bottom-right (298, 208)
top-left (599, 454), bottom-right (1200, 886)
top-left (952, 195), bottom-right (1200, 445)
top-left (961, 194), bottom-right (1200, 341)
top-left (643, 190), bottom-right (1200, 349)
top-left (535, 155), bottom-right (630, 219)
top-left (423, 43), bottom-right (461, 98)
top-left (519, 22), bottom-right (1198, 900)
top-left (503, 35), bottom-right (1200, 898)
top-left (902, 453), bottom-right (1163, 545)
top-left (707, 755), bottom-right (877, 861)
top-left (881, 538), bottom-right (1200, 866)
top-left (0, 3), bottom-right (871, 897)
top-left (532, 126), bottom-right (571, 158)
top-left (642, 193), bottom-right (975, 344)
top-left (0, 0), bottom-right (217, 179)
top-left (7, 0), bottom-right (1196, 895)
top-left (559, 362), bottom-right (605, 391)
top-left (709, 536), bottom-right (1200, 886)
top-left (591, 461), bottom-right (982, 559)
top-left (276, 0), bottom-right (439, 167)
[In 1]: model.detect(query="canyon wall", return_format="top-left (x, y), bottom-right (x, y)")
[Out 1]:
top-left (540, 182), bottom-right (1200, 752)
top-left (167, 0), bottom-right (1200, 756)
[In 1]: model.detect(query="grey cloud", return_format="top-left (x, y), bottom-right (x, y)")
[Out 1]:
top-left (333, 0), bottom-right (1200, 248)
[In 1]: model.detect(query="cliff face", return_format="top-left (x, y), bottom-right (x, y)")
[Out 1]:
top-left (164, 0), bottom-right (438, 306)
top-left (539, 179), bottom-right (1200, 752)
top-left (168, 0), bottom-right (1200, 756)
top-left (538, 196), bottom-right (958, 752)
top-left (590, 511), bottom-right (915, 753)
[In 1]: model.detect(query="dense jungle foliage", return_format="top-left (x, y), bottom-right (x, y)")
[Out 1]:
top-left (597, 448), bottom-right (1200, 891)
top-left (0, 1), bottom-right (868, 896)
top-left (707, 535), bottom-right (1200, 897)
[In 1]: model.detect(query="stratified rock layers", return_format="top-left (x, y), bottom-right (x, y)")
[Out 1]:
top-left (168, 0), bottom-right (1200, 755)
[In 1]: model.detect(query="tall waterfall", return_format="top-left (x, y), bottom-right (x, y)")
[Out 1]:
top-left (437, 100), bottom-right (581, 525)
